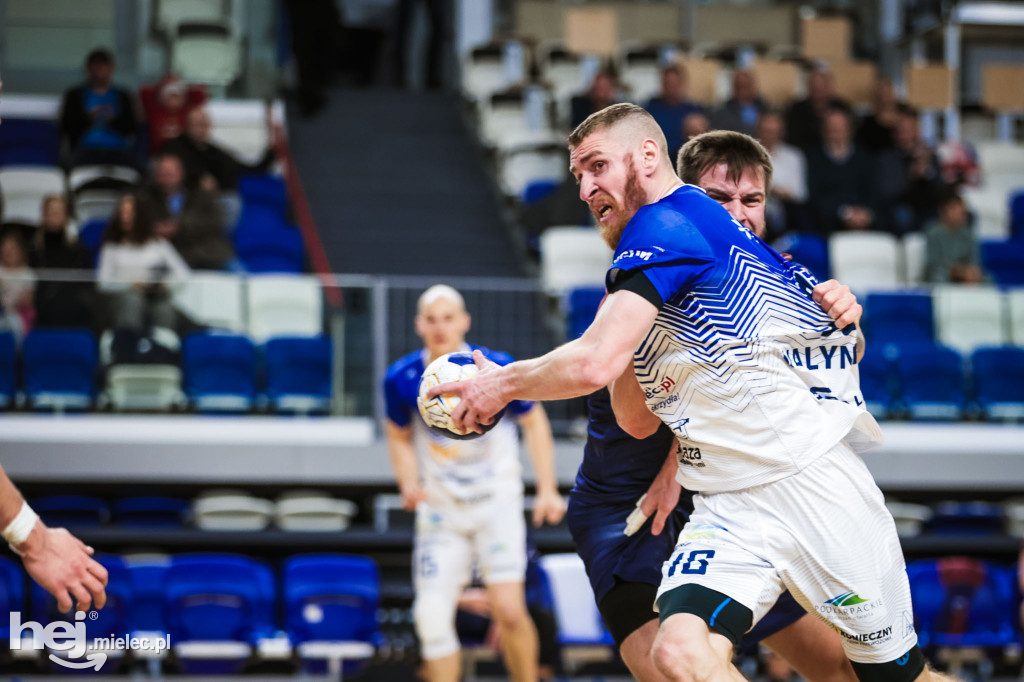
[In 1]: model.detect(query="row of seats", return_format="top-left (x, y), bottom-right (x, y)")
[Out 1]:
top-left (566, 282), bottom-right (1024, 356)
top-left (860, 345), bottom-right (1024, 422)
top-left (29, 491), bottom-right (358, 533)
top-left (0, 329), bottom-right (332, 414)
top-left (887, 499), bottom-right (1024, 537)
top-left (0, 552), bottom-right (380, 675)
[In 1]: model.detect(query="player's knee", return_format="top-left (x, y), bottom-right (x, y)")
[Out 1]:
top-left (413, 593), bottom-right (459, 660)
top-left (650, 618), bottom-right (718, 682)
top-left (490, 594), bottom-right (530, 633)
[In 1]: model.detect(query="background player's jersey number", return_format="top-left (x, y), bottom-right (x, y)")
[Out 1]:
top-left (667, 549), bottom-right (715, 577)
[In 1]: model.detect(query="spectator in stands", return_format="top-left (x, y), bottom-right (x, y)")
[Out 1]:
top-left (143, 153), bottom-right (235, 271)
top-left (59, 48), bottom-right (141, 169)
top-left (924, 191), bottom-right (986, 284)
top-left (140, 75), bottom-right (207, 154)
top-left (756, 111), bottom-right (808, 240)
top-left (97, 193), bottom-right (189, 333)
top-left (681, 111), bottom-right (710, 144)
top-left (784, 69), bottom-right (848, 153)
top-left (857, 79), bottom-right (899, 153)
top-left (570, 70), bottom-right (620, 130)
top-left (876, 104), bottom-right (944, 235)
top-left (32, 195), bottom-right (96, 329)
top-left (806, 107), bottom-right (878, 234)
top-left (0, 232), bottom-right (36, 341)
top-left (710, 69), bottom-right (767, 136)
top-left (162, 106), bottom-right (277, 228)
top-left (645, 65), bottom-right (703, 159)
top-left (394, 0), bottom-right (451, 92)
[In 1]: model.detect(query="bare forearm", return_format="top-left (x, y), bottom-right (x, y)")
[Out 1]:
top-left (384, 424), bottom-right (420, 490)
top-left (0, 464), bottom-right (26, 528)
top-left (609, 362), bottom-right (661, 438)
top-left (501, 338), bottom-right (626, 403)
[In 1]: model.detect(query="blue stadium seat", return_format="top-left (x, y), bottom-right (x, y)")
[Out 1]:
top-left (264, 336), bottom-right (332, 414)
top-left (234, 206), bottom-right (305, 274)
top-left (0, 119), bottom-right (60, 167)
top-left (77, 218), bottom-right (108, 266)
top-left (238, 175), bottom-right (288, 219)
top-left (23, 329), bottom-right (97, 411)
top-left (112, 497), bottom-right (190, 527)
top-left (0, 556), bottom-right (25, 640)
top-left (894, 344), bottom-right (966, 420)
top-left (164, 554), bottom-right (272, 674)
top-left (865, 292), bottom-right (935, 347)
top-left (30, 554), bottom-right (132, 671)
top-left (774, 233), bottom-right (829, 281)
top-left (907, 557), bottom-right (1020, 667)
top-left (981, 240), bottom-right (1024, 286)
top-left (927, 502), bottom-right (1005, 535)
top-left (567, 287), bottom-right (605, 340)
top-left (856, 348), bottom-right (894, 420)
top-left (522, 179), bottom-right (559, 205)
top-left (283, 554), bottom-right (380, 676)
top-left (126, 559), bottom-right (170, 634)
top-left (0, 330), bottom-right (16, 410)
top-left (971, 347), bottom-right (1024, 421)
top-left (32, 495), bottom-right (109, 527)
top-left (182, 332), bottom-right (257, 413)
top-left (1011, 191), bottom-right (1024, 240)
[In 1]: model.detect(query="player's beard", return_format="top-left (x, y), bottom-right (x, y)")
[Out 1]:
top-left (598, 159), bottom-right (646, 250)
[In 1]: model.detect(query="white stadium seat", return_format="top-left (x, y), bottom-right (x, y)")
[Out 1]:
top-left (193, 489), bottom-right (274, 531)
top-left (68, 164), bottom-right (140, 192)
top-left (976, 142), bottom-right (1024, 177)
top-left (539, 226), bottom-right (611, 296)
top-left (538, 553), bottom-right (614, 672)
top-left (74, 189), bottom-right (122, 223)
top-left (171, 28), bottom-right (241, 87)
top-left (275, 491), bottom-right (357, 532)
top-left (1007, 289), bottom-right (1024, 346)
top-left (498, 146), bottom-right (566, 199)
top-left (173, 271), bottom-right (245, 332)
top-left (901, 231), bottom-right (927, 286)
top-left (933, 285), bottom-right (1007, 355)
top-left (828, 231), bottom-right (902, 291)
top-left (0, 167), bottom-right (66, 224)
top-left (246, 274), bottom-right (323, 343)
top-left (104, 365), bottom-right (185, 411)
top-left (461, 58), bottom-right (508, 105)
top-left (620, 63), bottom-right (661, 105)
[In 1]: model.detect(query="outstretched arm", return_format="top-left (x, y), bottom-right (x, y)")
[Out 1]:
top-left (431, 290), bottom-right (660, 433)
top-left (517, 405), bottom-right (566, 527)
top-left (0, 464), bottom-right (108, 612)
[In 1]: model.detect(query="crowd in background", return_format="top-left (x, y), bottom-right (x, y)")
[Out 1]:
top-left (560, 62), bottom-right (984, 283)
top-left (0, 47), bottom-right (279, 344)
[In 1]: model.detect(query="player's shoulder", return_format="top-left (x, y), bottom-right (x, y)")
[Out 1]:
top-left (469, 343), bottom-right (516, 367)
top-left (384, 349), bottom-right (424, 385)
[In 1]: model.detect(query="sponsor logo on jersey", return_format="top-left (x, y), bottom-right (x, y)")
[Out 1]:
top-left (676, 442), bottom-right (704, 468)
top-left (645, 376), bottom-right (677, 400)
top-left (835, 625), bottom-right (893, 645)
top-left (677, 523), bottom-right (718, 544)
top-left (816, 592), bottom-right (883, 617)
top-left (614, 249), bottom-right (656, 263)
top-left (826, 591), bottom-right (870, 607)
top-left (652, 393), bottom-right (679, 411)
top-left (902, 610), bottom-right (915, 638)
top-left (782, 344), bottom-right (858, 370)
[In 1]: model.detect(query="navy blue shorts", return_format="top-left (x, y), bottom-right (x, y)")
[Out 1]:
top-left (568, 492), bottom-right (807, 648)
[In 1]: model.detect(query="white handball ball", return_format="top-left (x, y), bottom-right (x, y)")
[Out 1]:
top-left (417, 351), bottom-right (504, 440)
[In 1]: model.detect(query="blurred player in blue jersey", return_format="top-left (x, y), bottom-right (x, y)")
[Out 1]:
top-left (568, 129), bottom-right (862, 682)
top-left (432, 105), bottom-right (950, 682)
top-left (383, 284), bottom-right (565, 682)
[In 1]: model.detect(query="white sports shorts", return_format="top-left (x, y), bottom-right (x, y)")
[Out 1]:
top-left (656, 441), bottom-right (917, 664)
top-left (413, 492), bottom-right (527, 594)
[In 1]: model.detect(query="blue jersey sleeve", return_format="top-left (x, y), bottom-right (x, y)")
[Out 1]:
top-left (383, 367), bottom-right (413, 428)
top-left (477, 347), bottom-right (534, 417)
top-left (607, 201), bottom-right (716, 304)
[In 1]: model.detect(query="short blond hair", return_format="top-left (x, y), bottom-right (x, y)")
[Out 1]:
top-left (568, 103), bottom-right (670, 161)
top-left (417, 284), bottom-right (465, 314)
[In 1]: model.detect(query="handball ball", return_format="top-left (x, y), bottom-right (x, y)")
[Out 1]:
top-left (417, 351), bottom-right (505, 440)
